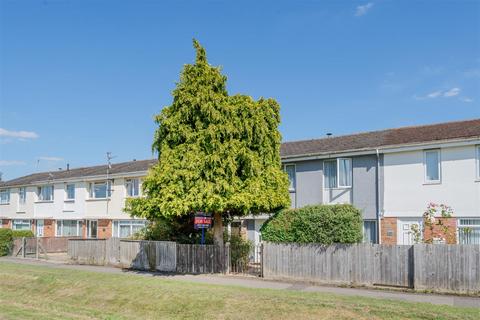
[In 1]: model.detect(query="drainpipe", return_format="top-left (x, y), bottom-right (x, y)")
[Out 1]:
top-left (376, 148), bottom-right (382, 244)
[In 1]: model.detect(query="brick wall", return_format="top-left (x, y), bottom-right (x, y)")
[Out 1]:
top-left (1, 219), bottom-right (11, 229)
top-left (43, 220), bottom-right (55, 237)
top-left (381, 217), bottom-right (397, 244)
top-left (98, 219), bottom-right (112, 239)
top-left (423, 217), bottom-right (457, 244)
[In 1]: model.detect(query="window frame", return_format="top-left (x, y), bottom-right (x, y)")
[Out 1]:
top-left (0, 188), bottom-right (10, 205)
top-left (56, 220), bottom-right (83, 237)
top-left (283, 164), bottom-right (296, 192)
top-left (88, 181), bottom-right (112, 199)
top-left (18, 187), bottom-right (26, 205)
top-left (423, 149), bottom-right (441, 184)
top-left (125, 178), bottom-right (140, 197)
top-left (37, 185), bottom-right (54, 202)
top-left (12, 219), bottom-right (31, 231)
top-left (323, 158), bottom-right (353, 189)
top-left (362, 220), bottom-right (378, 244)
top-left (112, 220), bottom-right (147, 238)
top-left (65, 183), bottom-right (75, 201)
top-left (458, 218), bottom-right (480, 245)
top-left (476, 145), bottom-right (480, 181)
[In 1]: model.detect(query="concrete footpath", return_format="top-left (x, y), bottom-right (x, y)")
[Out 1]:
top-left (1, 256), bottom-right (479, 309)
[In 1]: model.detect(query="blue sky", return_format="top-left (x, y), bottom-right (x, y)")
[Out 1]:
top-left (1, 0), bottom-right (479, 180)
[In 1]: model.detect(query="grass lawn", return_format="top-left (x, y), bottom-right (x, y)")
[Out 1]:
top-left (0, 262), bottom-right (478, 320)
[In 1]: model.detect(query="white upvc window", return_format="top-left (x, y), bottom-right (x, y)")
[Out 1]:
top-left (56, 220), bottom-right (83, 237)
top-left (89, 181), bottom-right (112, 199)
top-left (283, 164), bottom-right (296, 192)
top-left (324, 158), bottom-right (352, 189)
top-left (12, 219), bottom-right (31, 231)
top-left (112, 220), bottom-right (147, 238)
top-left (65, 184), bottom-right (75, 200)
top-left (0, 189), bottom-right (10, 205)
top-left (37, 185), bottom-right (54, 201)
top-left (476, 145), bottom-right (480, 180)
top-left (125, 178), bottom-right (140, 197)
top-left (19, 187), bottom-right (26, 204)
top-left (424, 149), bottom-right (441, 183)
top-left (458, 219), bottom-right (480, 245)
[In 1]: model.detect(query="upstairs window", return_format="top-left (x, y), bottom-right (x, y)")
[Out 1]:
top-left (125, 178), bottom-right (140, 197)
top-left (66, 184), bottom-right (75, 200)
top-left (0, 189), bottom-right (10, 204)
top-left (324, 158), bottom-right (352, 188)
top-left (89, 181), bottom-right (111, 199)
top-left (424, 150), bottom-right (441, 183)
top-left (19, 187), bottom-right (26, 204)
top-left (476, 146), bottom-right (480, 179)
top-left (37, 185), bottom-right (54, 201)
top-left (284, 165), bottom-right (296, 192)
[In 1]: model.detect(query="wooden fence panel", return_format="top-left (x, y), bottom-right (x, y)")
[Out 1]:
top-left (68, 239), bottom-right (107, 265)
top-left (176, 244), bottom-right (227, 274)
top-left (263, 243), bottom-right (414, 288)
top-left (414, 244), bottom-right (480, 294)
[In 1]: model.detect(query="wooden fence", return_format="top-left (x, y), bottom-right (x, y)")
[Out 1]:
top-left (68, 239), bottom-right (226, 273)
top-left (12, 236), bottom-right (80, 257)
top-left (176, 244), bottom-right (229, 274)
top-left (262, 243), bottom-right (480, 294)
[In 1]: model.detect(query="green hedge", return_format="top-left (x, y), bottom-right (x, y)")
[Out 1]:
top-left (0, 229), bottom-right (13, 256)
top-left (260, 204), bottom-right (363, 244)
top-left (12, 230), bottom-right (34, 238)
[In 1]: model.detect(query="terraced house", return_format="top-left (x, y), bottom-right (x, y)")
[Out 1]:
top-left (1, 119), bottom-right (479, 245)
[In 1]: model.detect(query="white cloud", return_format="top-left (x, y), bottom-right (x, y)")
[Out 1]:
top-left (355, 3), bottom-right (374, 16)
top-left (415, 87), bottom-right (463, 100)
top-left (0, 128), bottom-right (39, 139)
top-left (0, 160), bottom-right (26, 166)
top-left (38, 156), bottom-right (64, 161)
top-left (460, 97), bottom-right (474, 103)
top-left (443, 87), bottom-right (460, 97)
top-left (427, 91), bottom-right (442, 98)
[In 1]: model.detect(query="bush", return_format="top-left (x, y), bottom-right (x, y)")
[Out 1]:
top-left (229, 234), bottom-right (253, 267)
top-left (0, 229), bottom-right (13, 256)
top-left (12, 230), bottom-right (34, 238)
top-left (261, 204), bottom-right (363, 244)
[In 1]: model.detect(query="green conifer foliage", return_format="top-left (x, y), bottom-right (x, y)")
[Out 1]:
top-left (126, 39), bottom-right (290, 245)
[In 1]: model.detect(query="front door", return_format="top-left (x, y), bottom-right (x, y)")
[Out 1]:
top-left (397, 219), bottom-right (421, 245)
top-left (87, 220), bottom-right (98, 238)
top-left (36, 219), bottom-right (44, 237)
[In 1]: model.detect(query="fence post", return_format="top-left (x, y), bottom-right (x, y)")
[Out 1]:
top-left (224, 242), bottom-right (230, 274)
top-left (36, 237), bottom-right (39, 259)
top-left (22, 237), bottom-right (26, 258)
top-left (260, 242), bottom-right (264, 278)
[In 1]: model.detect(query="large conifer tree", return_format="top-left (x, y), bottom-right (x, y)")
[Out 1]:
top-left (126, 40), bottom-right (290, 245)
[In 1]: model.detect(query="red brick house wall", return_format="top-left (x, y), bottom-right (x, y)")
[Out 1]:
top-left (98, 219), bottom-right (112, 239)
top-left (423, 217), bottom-right (457, 244)
top-left (381, 217), bottom-right (397, 244)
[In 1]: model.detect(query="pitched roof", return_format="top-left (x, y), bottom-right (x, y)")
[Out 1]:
top-left (2, 119), bottom-right (479, 187)
top-left (281, 119), bottom-right (480, 158)
top-left (1, 159), bottom-right (157, 187)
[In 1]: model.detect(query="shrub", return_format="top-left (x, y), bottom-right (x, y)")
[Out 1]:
top-left (12, 230), bottom-right (34, 238)
top-left (229, 234), bottom-right (253, 267)
top-left (0, 229), bottom-right (13, 256)
top-left (260, 204), bottom-right (363, 244)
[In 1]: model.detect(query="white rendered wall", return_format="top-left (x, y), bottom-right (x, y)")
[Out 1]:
top-left (383, 145), bottom-right (480, 218)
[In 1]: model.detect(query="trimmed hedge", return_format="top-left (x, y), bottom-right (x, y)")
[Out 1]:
top-left (0, 229), bottom-right (13, 256)
top-left (260, 204), bottom-right (363, 244)
top-left (12, 230), bottom-right (34, 238)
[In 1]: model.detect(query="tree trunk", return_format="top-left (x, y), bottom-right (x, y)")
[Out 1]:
top-left (213, 212), bottom-right (224, 247)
